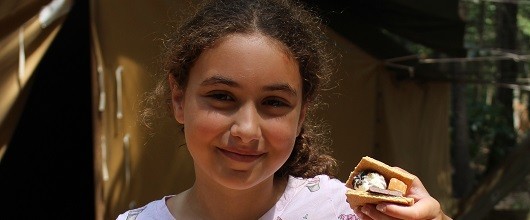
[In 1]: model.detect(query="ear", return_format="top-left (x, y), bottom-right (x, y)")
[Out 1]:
top-left (169, 75), bottom-right (185, 124)
top-left (297, 103), bottom-right (308, 136)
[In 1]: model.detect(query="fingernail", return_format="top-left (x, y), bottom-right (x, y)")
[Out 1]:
top-left (361, 206), bottom-right (369, 214)
top-left (376, 204), bottom-right (386, 212)
top-left (353, 206), bottom-right (362, 215)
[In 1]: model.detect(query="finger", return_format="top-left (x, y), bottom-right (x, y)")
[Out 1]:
top-left (376, 197), bottom-right (441, 220)
top-left (377, 172), bottom-right (441, 219)
top-left (407, 176), bottom-right (431, 198)
top-left (390, 171), bottom-right (430, 198)
top-left (353, 206), bottom-right (370, 220)
top-left (360, 204), bottom-right (400, 220)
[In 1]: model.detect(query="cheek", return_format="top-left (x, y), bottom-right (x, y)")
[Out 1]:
top-left (264, 116), bottom-right (300, 152)
top-left (183, 106), bottom-right (229, 144)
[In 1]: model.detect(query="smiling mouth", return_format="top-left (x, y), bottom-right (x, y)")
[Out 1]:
top-left (218, 148), bottom-right (264, 163)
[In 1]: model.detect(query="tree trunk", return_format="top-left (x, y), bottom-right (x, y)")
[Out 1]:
top-left (451, 80), bottom-right (473, 198)
top-left (490, 2), bottom-right (518, 172)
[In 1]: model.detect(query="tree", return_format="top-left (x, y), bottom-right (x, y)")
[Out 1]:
top-left (489, 1), bottom-right (518, 173)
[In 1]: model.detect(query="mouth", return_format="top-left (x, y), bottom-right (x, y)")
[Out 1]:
top-left (217, 148), bottom-right (265, 163)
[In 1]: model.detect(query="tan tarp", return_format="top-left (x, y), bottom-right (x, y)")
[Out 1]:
top-left (0, 0), bottom-right (67, 160)
top-left (87, 0), bottom-right (453, 219)
top-left (90, 1), bottom-right (196, 219)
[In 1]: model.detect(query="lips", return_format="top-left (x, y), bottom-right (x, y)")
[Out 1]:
top-left (217, 147), bottom-right (265, 163)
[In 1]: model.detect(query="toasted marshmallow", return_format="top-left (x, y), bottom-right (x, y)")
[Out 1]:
top-left (353, 172), bottom-right (387, 192)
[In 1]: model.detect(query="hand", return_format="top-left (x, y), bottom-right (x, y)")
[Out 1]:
top-left (352, 168), bottom-right (451, 220)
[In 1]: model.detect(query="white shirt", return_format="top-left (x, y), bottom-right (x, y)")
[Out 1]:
top-left (116, 175), bottom-right (357, 220)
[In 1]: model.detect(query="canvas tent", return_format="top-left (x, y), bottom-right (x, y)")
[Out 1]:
top-left (0, 0), bottom-right (94, 218)
top-left (0, 0), bottom-right (72, 161)
top-left (0, 0), bottom-right (466, 219)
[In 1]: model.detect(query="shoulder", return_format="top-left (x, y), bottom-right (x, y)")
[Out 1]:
top-left (116, 206), bottom-right (147, 220)
top-left (116, 196), bottom-right (175, 220)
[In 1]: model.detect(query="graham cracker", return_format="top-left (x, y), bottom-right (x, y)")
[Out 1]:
top-left (345, 189), bottom-right (415, 207)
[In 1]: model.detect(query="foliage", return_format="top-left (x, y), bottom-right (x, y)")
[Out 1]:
top-left (461, 0), bottom-right (530, 213)
top-left (466, 89), bottom-right (517, 177)
top-left (382, 2), bottom-right (530, 210)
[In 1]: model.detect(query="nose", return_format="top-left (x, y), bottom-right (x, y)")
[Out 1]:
top-left (230, 103), bottom-right (262, 143)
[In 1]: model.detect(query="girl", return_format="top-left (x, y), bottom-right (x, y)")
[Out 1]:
top-left (118, 0), bottom-right (451, 219)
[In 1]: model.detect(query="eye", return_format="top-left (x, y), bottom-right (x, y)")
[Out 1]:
top-left (262, 98), bottom-right (289, 107)
top-left (207, 93), bottom-right (234, 101)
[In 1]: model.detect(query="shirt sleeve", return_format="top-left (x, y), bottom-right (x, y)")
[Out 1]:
top-left (115, 212), bottom-right (128, 220)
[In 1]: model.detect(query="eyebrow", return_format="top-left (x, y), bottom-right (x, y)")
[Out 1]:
top-left (200, 75), bottom-right (239, 87)
top-left (200, 75), bottom-right (298, 96)
top-left (263, 83), bottom-right (298, 97)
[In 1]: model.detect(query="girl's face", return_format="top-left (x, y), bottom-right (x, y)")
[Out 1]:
top-left (171, 33), bottom-right (306, 190)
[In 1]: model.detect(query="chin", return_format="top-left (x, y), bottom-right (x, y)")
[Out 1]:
top-left (216, 169), bottom-right (275, 191)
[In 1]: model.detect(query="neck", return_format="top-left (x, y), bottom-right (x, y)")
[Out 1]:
top-left (187, 174), bottom-right (288, 220)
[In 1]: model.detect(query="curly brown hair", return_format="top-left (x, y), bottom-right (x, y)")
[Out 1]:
top-left (149, 0), bottom-right (338, 178)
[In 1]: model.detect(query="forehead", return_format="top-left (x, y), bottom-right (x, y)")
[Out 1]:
top-left (187, 33), bottom-right (302, 90)
top-left (210, 33), bottom-right (295, 65)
